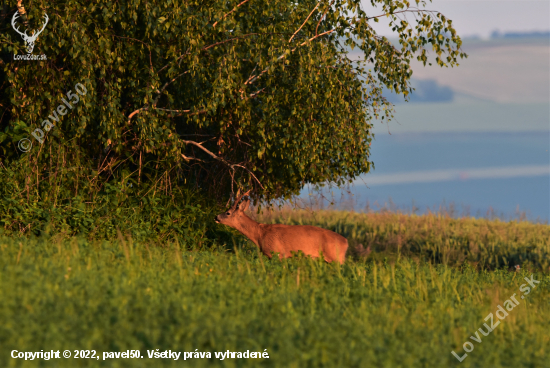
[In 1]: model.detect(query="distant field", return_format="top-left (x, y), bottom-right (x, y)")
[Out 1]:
top-left (371, 101), bottom-right (549, 133)
top-left (352, 37), bottom-right (550, 133)
top-left (350, 37), bottom-right (550, 105)
top-left (1, 212), bottom-right (549, 367)
top-left (408, 38), bottom-right (549, 104)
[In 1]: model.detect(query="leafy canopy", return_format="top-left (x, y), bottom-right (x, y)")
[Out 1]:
top-left (0, 0), bottom-right (465, 204)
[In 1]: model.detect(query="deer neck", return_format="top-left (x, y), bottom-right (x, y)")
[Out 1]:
top-left (233, 214), bottom-right (262, 246)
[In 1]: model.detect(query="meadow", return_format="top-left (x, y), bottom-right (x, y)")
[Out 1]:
top-left (1, 210), bottom-right (549, 367)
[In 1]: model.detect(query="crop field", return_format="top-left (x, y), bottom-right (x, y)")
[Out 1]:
top-left (402, 37), bottom-right (549, 105)
top-left (350, 37), bottom-right (550, 105)
top-left (376, 101), bottom-right (550, 133)
top-left (366, 37), bottom-right (550, 134)
top-left (1, 211), bottom-right (549, 367)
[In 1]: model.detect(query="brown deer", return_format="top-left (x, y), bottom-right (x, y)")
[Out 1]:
top-left (214, 190), bottom-right (348, 264)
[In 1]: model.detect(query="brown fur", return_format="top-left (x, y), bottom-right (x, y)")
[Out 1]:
top-left (215, 191), bottom-right (348, 264)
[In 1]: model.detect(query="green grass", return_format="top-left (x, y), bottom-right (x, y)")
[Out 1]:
top-left (1, 211), bottom-right (549, 367)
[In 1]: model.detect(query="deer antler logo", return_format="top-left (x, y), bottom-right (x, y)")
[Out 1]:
top-left (11, 11), bottom-right (49, 54)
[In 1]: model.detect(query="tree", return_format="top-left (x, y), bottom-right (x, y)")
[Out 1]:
top-left (0, 0), bottom-right (465, 217)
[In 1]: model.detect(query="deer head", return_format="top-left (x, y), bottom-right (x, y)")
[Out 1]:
top-left (214, 189), bottom-right (252, 227)
top-left (12, 11), bottom-right (49, 54)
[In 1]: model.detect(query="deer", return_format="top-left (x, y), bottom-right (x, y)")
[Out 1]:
top-left (214, 190), bottom-right (348, 264)
top-left (12, 11), bottom-right (49, 54)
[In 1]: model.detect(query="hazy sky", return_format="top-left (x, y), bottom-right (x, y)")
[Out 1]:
top-left (362, 0), bottom-right (550, 38)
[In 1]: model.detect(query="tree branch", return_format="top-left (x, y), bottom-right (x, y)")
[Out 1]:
top-left (181, 153), bottom-right (204, 162)
top-left (127, 107), bottom-right (148, 124)
top-left (231, 164), bottom-right (264, 189)
top-left (127, 71), bottom-right (192, 123)
top-left (16, 0), bottom-right (28, 25)
top-left (367, 8), bottom-right (431, 21)
top-left (213, 0), bottom-right (253, 28)
top-left (168, 109), bottom-right (208, 118)
top-left (182, 140), bottom-right (232, 164)
top-left (181, 139), bottom-right (264, 189)
top-left (316, 0), bottom-right (336, 36)
top-left (289, 3), bottom-right (319, 43)
top-left (246, 29), bottom-right (335, 85)
top-left (157, 33), bottom-right (268, 75)
top-left (156, 108), bottom-right (191, 114)
top-left (248, 87), bottom-right (266, 99)
top-left (105, 32), bottom-right (154, 71)
top-left (153, 70), bottom-right (190, 107)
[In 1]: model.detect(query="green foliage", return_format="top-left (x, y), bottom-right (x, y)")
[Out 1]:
top-left (0, 145), bottom-right (225, 241)
top-left (0, 230), bottom-right (548, 367)
top-left (0, 0), bottom-right (466, 208)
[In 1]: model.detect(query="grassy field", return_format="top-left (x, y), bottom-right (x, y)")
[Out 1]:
top-left (1, 211), bottom-right (549, 367)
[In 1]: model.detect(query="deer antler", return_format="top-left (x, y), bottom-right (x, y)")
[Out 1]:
top-left (11, 11), bottom-right (49, 54)
top-left (235, 189), bottom-right (252, 203)
top-left (11, 12), bottom-right (28, 38)
top-left (33, 13), bottom-right (49, 38)
top-left (231, 189), bottom-right (252, 210)
top-left (27, 13), bottom-right (49, 42)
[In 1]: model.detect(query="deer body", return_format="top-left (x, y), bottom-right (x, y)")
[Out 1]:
top-left (215, 192), bottom-right (348, 264)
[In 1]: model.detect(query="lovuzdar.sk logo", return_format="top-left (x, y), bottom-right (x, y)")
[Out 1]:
top-left (11, 9), bottom-right (49, 61)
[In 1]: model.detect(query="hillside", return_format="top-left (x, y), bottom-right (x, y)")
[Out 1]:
top-left (348, 37), bottom-right (550, 133)
top-left (408, 37), bottom-right (549, 104)
top-left (351, 36), bottom-right (550, 105)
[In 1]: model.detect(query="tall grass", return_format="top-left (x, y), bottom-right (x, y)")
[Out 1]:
top-left (1, 229), bottom-right (548, 367)
top-left (256, 208), bottom-right (550, 272)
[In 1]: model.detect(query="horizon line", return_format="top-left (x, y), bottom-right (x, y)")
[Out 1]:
top-left (359, 165), bottom-right (549, 186)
